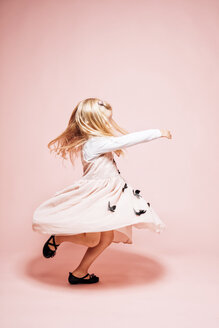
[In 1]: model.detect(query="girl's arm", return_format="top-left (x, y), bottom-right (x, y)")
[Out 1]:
top-left (83, 129), bottom-right (162, 161)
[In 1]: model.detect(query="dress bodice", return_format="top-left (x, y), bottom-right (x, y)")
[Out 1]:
top-left (80, 150), bottom-right (121, 180)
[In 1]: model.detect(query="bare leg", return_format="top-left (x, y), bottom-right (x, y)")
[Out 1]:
top-left (47, 232), bottom-right (101, 250)
top-left (71, 230), bottom-right (114, 279)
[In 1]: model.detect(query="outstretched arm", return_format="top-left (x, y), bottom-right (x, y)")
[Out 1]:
top-left (83, 129), bottom-right (162, 161)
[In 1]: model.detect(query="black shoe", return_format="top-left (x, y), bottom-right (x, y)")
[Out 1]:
top-left (68, 272), bottom-right (99, 284)
top-left (43, 235), bottom-right (60, 258)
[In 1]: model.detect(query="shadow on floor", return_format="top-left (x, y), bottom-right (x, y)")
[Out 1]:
top-left (22, 243), bottom-right (166, 290)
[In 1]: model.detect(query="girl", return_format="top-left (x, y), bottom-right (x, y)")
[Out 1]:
top-left (32, 97), bottom-right (171, 285)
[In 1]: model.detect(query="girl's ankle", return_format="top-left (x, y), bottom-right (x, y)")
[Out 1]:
top-left (55, 235), bottom-right (62, 244)
top-left (72, 269), bottom-right (88, 277)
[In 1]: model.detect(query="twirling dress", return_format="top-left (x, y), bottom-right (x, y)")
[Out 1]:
top-left (32, 129), bottom-right (166, 244)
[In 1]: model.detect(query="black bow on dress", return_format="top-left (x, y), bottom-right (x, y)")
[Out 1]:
top-left (133, 209), bottom-right (147, 215)
top-left (122, 183), bottom-right (128, 192)
top-left (133, 189), bottom-right (142, 198)
top-left (108, 201), bottom-right (116, 212)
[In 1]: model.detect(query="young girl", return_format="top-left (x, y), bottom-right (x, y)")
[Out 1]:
top-left (32, 97), bottom-right (171, 285)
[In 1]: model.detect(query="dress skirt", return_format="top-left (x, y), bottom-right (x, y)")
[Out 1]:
top-left (32, 151), bottom-right (166, 244)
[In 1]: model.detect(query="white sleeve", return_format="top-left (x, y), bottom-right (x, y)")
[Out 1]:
top-left (83, 129), bottom-right (162, 161)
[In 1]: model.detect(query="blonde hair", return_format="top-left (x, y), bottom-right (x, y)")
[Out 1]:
top-left (48, 97), bottom-right (129, 165)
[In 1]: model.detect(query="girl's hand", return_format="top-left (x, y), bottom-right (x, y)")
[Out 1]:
top-left (160, 129), bottom-right (172, 139)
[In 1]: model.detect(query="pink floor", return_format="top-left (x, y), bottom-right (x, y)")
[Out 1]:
top-left (1, 241), bottom-right (218, 327)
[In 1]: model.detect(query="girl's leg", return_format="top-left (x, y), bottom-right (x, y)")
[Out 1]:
top-left (71, 230), bottom-right (114, 279)
top-left (48, 232), bottom-right (101, 250)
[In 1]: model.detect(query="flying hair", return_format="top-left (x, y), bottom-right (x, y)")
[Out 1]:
top-left (47, 97), bottom-right (130, 166)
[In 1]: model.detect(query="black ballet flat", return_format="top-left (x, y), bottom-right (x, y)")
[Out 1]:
top-left (68, 272), bottom-right (99, 284)
top-left (43, 235), bottom-right (60, 258)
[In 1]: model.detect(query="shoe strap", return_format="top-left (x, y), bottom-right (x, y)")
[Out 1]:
top-left (81, 273), bottom-right (89, 279)
top-left (48, 235), bottom-right (60, 250)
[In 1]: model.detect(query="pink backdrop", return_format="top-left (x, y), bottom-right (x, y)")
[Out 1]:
top-left (1, 0), bottom-right (218, 327)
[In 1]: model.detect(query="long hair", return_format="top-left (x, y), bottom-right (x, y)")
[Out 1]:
top-left (47, 97), bottom-right (130, 165)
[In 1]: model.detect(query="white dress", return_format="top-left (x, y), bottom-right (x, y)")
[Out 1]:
top-left (32, 129), bottom-right (166, 244)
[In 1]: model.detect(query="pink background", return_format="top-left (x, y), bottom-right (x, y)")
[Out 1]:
top-left (1, 0), bottom-right (218, 327)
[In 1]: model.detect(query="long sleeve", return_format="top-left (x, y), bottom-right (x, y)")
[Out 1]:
top-left (83, 128), bottom-right (162, 161)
